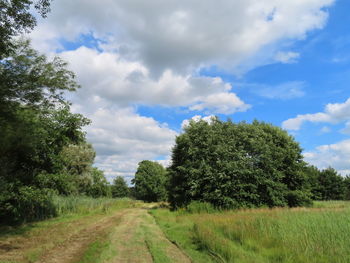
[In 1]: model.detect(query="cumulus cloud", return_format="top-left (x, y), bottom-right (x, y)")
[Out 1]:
top-left (61, 47), bottom-right (249, 114)
top-left (32, 0), bottom-right (334, 74)
top-left (282, 97), bottom-right (350, 130)
top-left (84, 107), bottom-right (177, 181)
top-left (304, 139), bottom-right (350, 175)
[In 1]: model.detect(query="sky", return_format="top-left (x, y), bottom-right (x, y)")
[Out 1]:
top-left (29, 0), bottom-right (350, 182)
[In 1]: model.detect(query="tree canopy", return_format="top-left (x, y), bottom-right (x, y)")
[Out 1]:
top-left (0, 0), bottom-right (52, 58)
top-left (132, 160), bottom-right (168, 202)
top-left (112, 176), bottom-right (130, 198)
top-left (0, 40), bottom-right (110, 224)
top-left (168, 118), bottom-right (312, 209)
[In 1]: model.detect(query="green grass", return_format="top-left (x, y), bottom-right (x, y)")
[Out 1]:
top-left (52, 196), bottom-right (137, 215)
top-left (151, 201), bottom-right (350, 263)
top-left (0, 197), bottom-right (139, 238)
top-left (78, 239), bottom-right (110, 263)
top-left (150, 209), bottom-right (216, 263)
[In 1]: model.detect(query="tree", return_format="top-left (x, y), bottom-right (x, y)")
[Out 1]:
top-left (132, 161), bottom-right (168, 202)
top-left (85, 168), bottom-right (111, 198)
top-left (0, 40), bottom-right (93, 224)
top-left (0, 0), bottom-right (52, 58)
top-left (168, 118), bottom-right (311, 209)
top-left (317, 167), bottom-right (345, 200)
top-left (112, 176), bottom-right (129, 198)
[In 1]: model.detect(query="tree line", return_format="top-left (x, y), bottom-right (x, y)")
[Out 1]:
top-left (132, 119), bottom-right (350, 209)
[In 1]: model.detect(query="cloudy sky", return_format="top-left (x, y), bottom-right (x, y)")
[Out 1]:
top-left (29, 0), bottom-right (350, 181)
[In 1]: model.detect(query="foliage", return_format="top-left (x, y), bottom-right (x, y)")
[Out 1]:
top-left (132, 160), bottom-right (168, 202)
top-left (112, 176), bottom-right (130, 198)
top-left (317, 167), bottom-right (346, 200)
top-left (34, 173), bottom-right (78, 195)
top-left (305, 165), bottom-right (346, 201)
top-left (169, 118), bottom-right (311, 209)
top-left (0, 39), bottom-right (111, 224)
top-left (85, 168), bottom-right (112, 198)
top-left (0, 185), bottom-right (56, 225)
top-left (0, 0), bottom-right (52, 58)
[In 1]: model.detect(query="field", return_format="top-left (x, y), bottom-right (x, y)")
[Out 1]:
top-left (1, 199), bottom-right (350, 263)
top-left (151, 201), bottom-right (350, 263)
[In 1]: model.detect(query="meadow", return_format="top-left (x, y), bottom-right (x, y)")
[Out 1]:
top-left (151, 201), bottom-right (350, 263)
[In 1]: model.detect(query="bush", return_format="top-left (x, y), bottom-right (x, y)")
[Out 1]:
top-left (0, 185), bottom-right (56, 225)
top-left (35, 173), bottom-right (78, 195)
top-left (286, 190), bottom-right (313, 207)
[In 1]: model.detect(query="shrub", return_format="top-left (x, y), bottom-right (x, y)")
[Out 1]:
top-left (0, 185), bottom-right (56, 225)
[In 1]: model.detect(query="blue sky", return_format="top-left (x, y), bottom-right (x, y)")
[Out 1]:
top-left (30, 0), bottom-right (350, 180)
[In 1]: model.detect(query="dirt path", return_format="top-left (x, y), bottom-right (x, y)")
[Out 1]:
top-left (109, 208), bottom-right (191, 263)
top-left (37, 210), bottom-right (127, 263)
top-left (0, 208), bottom-right (191, 263)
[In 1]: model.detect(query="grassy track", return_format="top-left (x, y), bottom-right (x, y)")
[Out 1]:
top-left (0, 200), bottom-right (190, 263)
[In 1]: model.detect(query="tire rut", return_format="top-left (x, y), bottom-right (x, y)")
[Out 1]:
top-left (36, 209), bottom-right (127, 263)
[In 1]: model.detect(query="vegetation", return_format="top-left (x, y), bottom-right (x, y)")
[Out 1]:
top-left (0, 0), bottom-right (51, 58)
top-left (132, 160), bottom-right (168, 202)
top-left (305, 166), bottom-right (348, 200)
top-left (152, 201), bottom-right (350, 263)
top-left (0, 38), bottom-right (113, 224)
top-left (169, 118), bottom-right (311, 209)
top-left (112, 176), bottom-right (130, 198)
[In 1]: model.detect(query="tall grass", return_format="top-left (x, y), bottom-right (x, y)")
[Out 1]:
top-left (52, 196), bottom-right (136, 215)
top-left (152, 201), bottom-right (350, 263)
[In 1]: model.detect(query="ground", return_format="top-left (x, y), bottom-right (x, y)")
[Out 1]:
top-left (0, 206), bottom-right (191, 263)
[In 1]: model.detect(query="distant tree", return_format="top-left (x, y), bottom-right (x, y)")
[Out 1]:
top-left (85, 168), bottom-right (111, 198)
top-left (168, 118), bottom-right (311, 209)
top-left (132, 161), bottom-right (167, 202)
top-left (317, 167), bottom-right (345, 200)
top-left (112, 176), bottom-right (129, 198)
top-left (344, 176), bottom-right (350, 200)
top-left (303, 165), bottom-right (323, 200)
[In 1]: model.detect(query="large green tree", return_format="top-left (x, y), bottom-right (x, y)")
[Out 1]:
top-left (132, 161), bottom-right (168, 202)
top-left (168, 118), bottom-right (311, 209)
top-left (0, 40), bottom-right (94, 224)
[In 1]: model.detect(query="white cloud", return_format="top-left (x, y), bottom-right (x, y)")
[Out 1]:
top-left (61, 47), bottom-right (249, 114)
top-left (341, 122), bottom-right (350, 134)
top-left (181, 115), bottom-right (216, 129)
top-left (84, 107), bottom-right (177, 181)
top-left (32, 0), bottom-right (334, 74)
top-left (282, 98), bottom-right (350, 130)
top-left (189, 93), bottom-right (251, 114)
top-left (275, 51), bottom-right (300, 64)
top-left (304, 139), bottom-right (350, 175)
